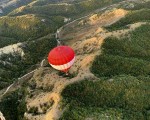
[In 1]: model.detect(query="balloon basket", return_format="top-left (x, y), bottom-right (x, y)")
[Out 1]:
top-left (58, 71), bottom-right (71, 78)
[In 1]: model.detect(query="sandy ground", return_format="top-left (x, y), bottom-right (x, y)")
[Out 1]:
top-left (24, 8), bottom-right (147, 120)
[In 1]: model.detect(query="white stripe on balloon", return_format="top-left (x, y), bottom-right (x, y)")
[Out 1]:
top-left (50, 57), bottom-right (75, 70)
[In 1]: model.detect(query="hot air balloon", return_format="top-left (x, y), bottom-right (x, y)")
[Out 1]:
top-left (48, 46), bottom-right (75, 73)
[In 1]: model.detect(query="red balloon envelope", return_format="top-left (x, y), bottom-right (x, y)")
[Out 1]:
top-left (48, 46), bottom-right (75, 72)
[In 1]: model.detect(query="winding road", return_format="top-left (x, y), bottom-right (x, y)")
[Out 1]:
top-left (0, 0), bottom-right (136, 116)
top-left (2, 83), bottom-right (14, 96)
top-left (0, 0), bottom-right (133, 103)
top-left (55, 0), bottom-right (129, 44)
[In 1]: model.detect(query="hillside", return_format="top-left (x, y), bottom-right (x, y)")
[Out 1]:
top-left (58, 2), bottom-right (150, 119)
top-left (0, 0), bottom-right (150, 120)
top-left (0, 0), bottom-right (33, 16)
top-left (0, 14), bottom-right (64, 90)
top-left (0, 0), bottom-right (125, 91)
top-left (0, 14), bottom-right (64, 48)
top-left (9, 0), bottom-right (123, 17)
